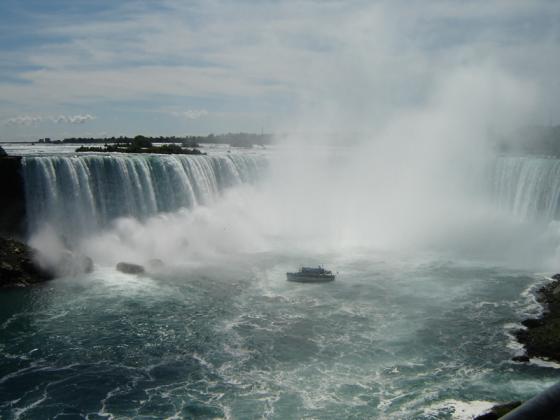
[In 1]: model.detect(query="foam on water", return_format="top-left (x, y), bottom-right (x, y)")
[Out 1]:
top-left (424, 399), bottom-right (496, 420)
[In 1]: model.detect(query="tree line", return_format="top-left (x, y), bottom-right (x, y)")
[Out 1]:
top-left (59, 133), bottom-right (274, 148)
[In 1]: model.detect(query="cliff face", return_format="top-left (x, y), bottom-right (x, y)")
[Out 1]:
top-left (0, 156), bottom-right (26, 239)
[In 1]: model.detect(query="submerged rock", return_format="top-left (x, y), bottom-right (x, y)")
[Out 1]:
top-left (116, 262), bottom-right (145, 275)
top-left (0, 236), bottom-right (53, 288)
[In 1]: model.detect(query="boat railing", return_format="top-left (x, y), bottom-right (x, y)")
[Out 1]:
top-left (500, 381), bottom-right (560, 419)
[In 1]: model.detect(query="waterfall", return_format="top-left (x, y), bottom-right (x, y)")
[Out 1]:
top-left (22, 153), bottom-right (267, 238)
top-left (491, 156), bottom-right (560, 221)
top-left (22, 151), bottom-right (560, 241)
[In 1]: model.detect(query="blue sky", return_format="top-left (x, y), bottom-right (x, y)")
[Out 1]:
top-left (0, 0), bottom-right (559, 141)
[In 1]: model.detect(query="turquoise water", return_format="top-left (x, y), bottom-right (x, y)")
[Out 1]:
top-left (1, 251), bottom-right (556, 419)
top-left (4, 147), bottom-right (560, 418)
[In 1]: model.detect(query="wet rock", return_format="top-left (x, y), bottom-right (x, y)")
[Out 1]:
top-left (116, 262), bottom-right (145, 275)
top-left (515, 279), bottom-right (560, 362)
top-left (512, 355), bottom-right (530, 363)
top-left (521, 318), bottom-right (543, 328)
top-left (0, 236), bottom-right (53, 288)
top-left (0, 146), bottom-right (7, 157)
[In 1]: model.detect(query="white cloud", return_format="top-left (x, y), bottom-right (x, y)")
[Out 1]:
top-left (1, 0), bottom-right (559, 134)
top-left (4, 114), bottom-right (96, 126)
top-left (172, 109), bottom-right (209, 120)
top-left (4, 115), bottom-right (44, 126)
top-left (50, 114), bottom-right (96, 124)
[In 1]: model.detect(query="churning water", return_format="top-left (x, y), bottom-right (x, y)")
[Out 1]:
top-left (1, 252), bottom-right (556, 419)
top-left (2, 146), bottom-right (560, 419)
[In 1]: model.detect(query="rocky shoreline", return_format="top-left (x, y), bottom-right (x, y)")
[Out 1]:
top-left (474, 275), bottom-right (560, 419)
top-left (514, 275), bottom-right (560, 363)
top-left (0, 236), bottom-right (53, 287)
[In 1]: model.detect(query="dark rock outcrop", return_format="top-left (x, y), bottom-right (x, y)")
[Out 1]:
top-left (116, 262), bottom-right (145, 275)
top-left (0, 236), bottom-right (53, 287)
top-left (0, 155), bottom-right (26, 239)
top-left (0, 146), bottom-right (7, 157)
top-left (514, 276), bottom-right (560, 362)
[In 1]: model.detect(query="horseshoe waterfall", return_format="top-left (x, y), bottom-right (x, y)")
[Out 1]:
top-left (21, 153), bottom-right (266, 238)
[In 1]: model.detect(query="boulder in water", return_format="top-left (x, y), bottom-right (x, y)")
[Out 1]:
top-left (0, 146), bottom-right (7, 157)
top-left (116, 262), bottom-right (145, 275)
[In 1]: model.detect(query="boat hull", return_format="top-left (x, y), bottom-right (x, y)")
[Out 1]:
top-left (286, 273), bottom-right (335, 283)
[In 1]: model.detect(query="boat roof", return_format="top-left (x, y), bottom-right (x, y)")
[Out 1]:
top-left (301, 266), bottom-right (328, 273)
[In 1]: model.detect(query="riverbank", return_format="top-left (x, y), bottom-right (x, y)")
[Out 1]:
top-left (514, 276), bottom-right (560, 362)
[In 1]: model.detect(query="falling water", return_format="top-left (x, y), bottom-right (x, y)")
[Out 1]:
top-left (22, 153), bottom-right (266, 238)
top-left (491, 156), bottom-right (560, 221)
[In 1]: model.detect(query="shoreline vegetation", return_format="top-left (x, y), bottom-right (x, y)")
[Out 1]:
top-left (75, 144), bottom-right (206, 155)
top-left (75, 135), bottom-right (206, 155)
top-left (34, 132), bottom-right (274, 148)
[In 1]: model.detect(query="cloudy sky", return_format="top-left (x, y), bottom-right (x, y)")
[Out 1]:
top-left (0, 0), bottom-right (559, 141)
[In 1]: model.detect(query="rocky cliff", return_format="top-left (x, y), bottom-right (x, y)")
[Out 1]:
top-left (0, 155), bottom-right (26, 239)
